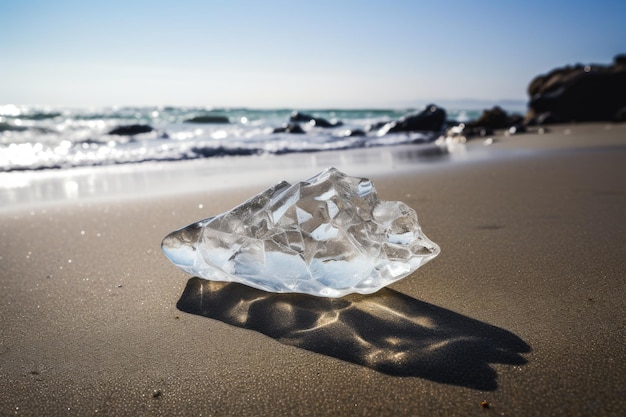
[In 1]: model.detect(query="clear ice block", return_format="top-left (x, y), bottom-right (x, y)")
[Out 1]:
top-left (162, 168), bottom-right (440, 297)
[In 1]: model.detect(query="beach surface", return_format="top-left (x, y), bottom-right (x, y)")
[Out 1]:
top-left (1, 123), bottom-right (625, 416)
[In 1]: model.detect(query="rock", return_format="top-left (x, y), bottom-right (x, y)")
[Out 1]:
top-left (507, 124), bottom-right (527, 135)
top-left (526, 54), bottom-right (626, 123)
top-left (378, 104), bottom-right (447, 134)
top-left (455, 107), bottom-right (524, 139)
top-left (442, 124), bottom-right (493, 142)
top-left (289, 111), bottom-right (342, 128)
top-left (342, 129), bottom-right (366, 137)
top-left (108, 124), bottom-right (154, 136)
top-left (191, 146), bottom-right (261, 157)
top-left (466, 106), bottom-right (523, 130)
top-left (78, 138), bottom-right (106, 146)
top-left (289, 111), bottom-right (312, 122)
top-left (533, 112), bottom-right (561, 125)
top-left (0, 122), bottom-right (28, 132)
top-left (18, 112), bottom-right (61, 120)
top-left (310, 118), bottom-right (342, 128)
top-left (366, 121), bottom-right (389, 132)
top-left (273, 123), bottom-right (305, 134)
top-left (184, 115), bottom-right (230, 124)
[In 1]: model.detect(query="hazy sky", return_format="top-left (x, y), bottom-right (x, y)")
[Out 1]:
top-left (1, 0), bottom-right (624, 108)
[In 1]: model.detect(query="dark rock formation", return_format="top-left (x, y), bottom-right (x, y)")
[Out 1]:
top-left (191, 146), bottom-right (261, 157)
top-left (0, 122), bottom-right (28, 132)
top-left (507, 124), bottom-right (527, 135)
top-left (2, 112), bottom-right (62, 121)
top-left (290, 111), bottom-right (342, 128)
top-left (443, 107), bottom-right (524, 140)
top-left (184, 115), bottom-right (230, 124)
top-left (108, 124), bottom-right (154, 136)
top-left (342, 129), bottom-right (366, 137)
top-left (466, 106), bottom-right (523, 130)
top-left (273, 123), bottom-right (305, 134)
top-left (443, 124), bottom-right (493, 141)
top-left (379, 104), bottom-right (447, 134)
top-left (366, 121), bottom-right (389, 132)
top-left (526, 54), bottom-right (626, 124)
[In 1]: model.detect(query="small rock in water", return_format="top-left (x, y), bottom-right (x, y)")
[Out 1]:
top-left (184, 115), bottom-right (230, 124)
top-left (108, 124), bottom-right (154, 136)
top-left (272, 123), bottom-right (305, 134)
top-left (162, 168), bottom-right (440, 297)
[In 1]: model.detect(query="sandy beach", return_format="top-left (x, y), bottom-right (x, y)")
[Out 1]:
top-left (1, 123), bottom-right (625, 416)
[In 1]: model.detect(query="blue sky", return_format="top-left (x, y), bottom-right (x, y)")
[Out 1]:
top-left (1, 0), bottom-right (624, 108)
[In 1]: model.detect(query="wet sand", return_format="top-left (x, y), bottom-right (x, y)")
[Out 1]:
top-left (1, 123), bottom-right (625, 416)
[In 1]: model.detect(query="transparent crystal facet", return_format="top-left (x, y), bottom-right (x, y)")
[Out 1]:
top-left (162, 167), bottom-right (440, 297)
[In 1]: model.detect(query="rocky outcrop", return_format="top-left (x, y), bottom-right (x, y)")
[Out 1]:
top-left (526, 54), bottom-right (626, 124)
top-left (466, 106), bottom-right (523, 130)
top-left (108, 124), bottom-right (154, 135)
top-left (341, 129), bottom-right (366, 137)
top-left (184, 115), bottom-right (230, 124)
top-left (378, 104), bottom-right (447, 134)
top-left (290, 111), bottom-right (342, 128)
top-left (273, 123), bottom-right (305, 134)
top-left (442, 106), bottom-right (529, 141)
top-left (0, 122), bottom-right (28, 132)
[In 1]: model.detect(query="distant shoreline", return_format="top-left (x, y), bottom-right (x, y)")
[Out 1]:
top-left (2, 121), bottom-right (623, 210)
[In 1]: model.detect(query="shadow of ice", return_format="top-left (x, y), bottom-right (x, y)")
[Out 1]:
top-left (177, 277), bottom-right (530, 390)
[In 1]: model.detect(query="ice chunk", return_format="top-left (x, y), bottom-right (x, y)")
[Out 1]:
top-left (162, 168), bottom-right (440, 297)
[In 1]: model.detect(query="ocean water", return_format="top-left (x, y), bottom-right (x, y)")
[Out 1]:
top-left (0, 104), bottom-right (485, 172)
